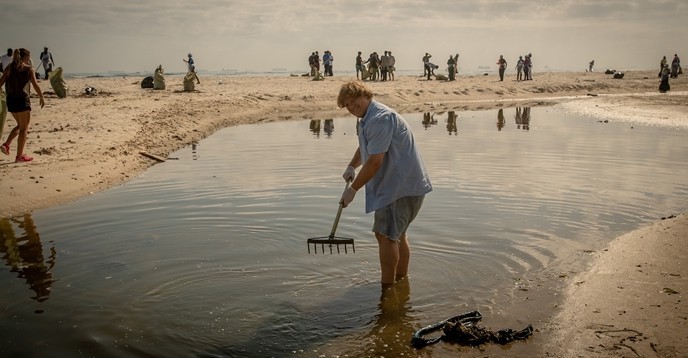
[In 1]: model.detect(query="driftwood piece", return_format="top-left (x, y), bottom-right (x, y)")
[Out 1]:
top-left (139, 151), bottom-right (166, 162)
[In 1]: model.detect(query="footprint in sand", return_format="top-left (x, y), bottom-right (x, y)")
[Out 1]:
top-left (461, 90), bottom-right (469, 95)
top-left (452, 91), bottom-right (461, 95)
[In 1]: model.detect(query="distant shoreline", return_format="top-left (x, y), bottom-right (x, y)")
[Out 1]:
top-left (61, 67), bottom-right (658, 79)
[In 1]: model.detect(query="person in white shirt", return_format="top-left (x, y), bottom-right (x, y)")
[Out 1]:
top-left (39, 47), bottom-right (54, 79)
top-left (0, 48), bottom-right (12, 73)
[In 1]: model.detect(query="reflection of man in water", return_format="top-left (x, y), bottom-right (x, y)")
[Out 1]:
top-left (497, 108), bottom-right (505, 131)
top-left (363, 277), bottom-right (416, 356)
top-left (0, 214), bottom-right (55, 302)
top-left (447, 111), bottom-right (458, 135)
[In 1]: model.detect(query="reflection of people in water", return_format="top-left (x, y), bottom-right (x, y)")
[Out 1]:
top-left (323, 119), bottom-right (334, 137)
top-left (497, 108), bottom-right (505, 131)
top-left (515, 107), bottom-right (531, 130)
top-left (363, 277), bottom-right (417, 356)
top-left (309, 119), bottom-right (321, 137)
top-left (422, 112), bottom-right (437, 129)
top-left (446, 111), bottom-right (458, 135)
top-left (0, 214), bottom-right (56, 302)
top-left (521, 107), bottom-right (531, 130)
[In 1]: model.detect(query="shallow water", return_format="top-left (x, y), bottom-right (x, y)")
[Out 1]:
top-left (1, 107), bottom-right (687, 357)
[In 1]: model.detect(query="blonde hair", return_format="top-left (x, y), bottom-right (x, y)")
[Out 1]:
top-left (337, 81), bottom-right (373, 108)
top-left (12, 48), bottom-right (30, 69)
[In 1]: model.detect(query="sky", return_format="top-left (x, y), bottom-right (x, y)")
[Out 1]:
top-left (1, 0), bottom-right (686, 74)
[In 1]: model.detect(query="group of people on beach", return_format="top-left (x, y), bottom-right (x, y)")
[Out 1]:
top-left (355, 51), bottom-right (396, 82)
top-left (0, 47), bottom-right (54, 80)
top-left (659, 54), bottom-right (682, 93)
top-left (514, 53), bottom-right (533, 81)
top-left (0, 47), bottom-right (46, 163)
top-left (308, 51), bottom-right (335, 78)
top-left (420, 52), bottom-right (533, 82)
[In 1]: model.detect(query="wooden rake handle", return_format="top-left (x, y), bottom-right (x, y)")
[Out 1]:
top-left (329, 180), bottom-right (351, 238)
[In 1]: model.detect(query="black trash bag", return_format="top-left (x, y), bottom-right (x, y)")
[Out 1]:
top-left (141, 76), bottom-right (154, 89)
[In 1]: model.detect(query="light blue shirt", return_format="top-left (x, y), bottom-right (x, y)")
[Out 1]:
top-left (358, 100), bottom-right (432, 213)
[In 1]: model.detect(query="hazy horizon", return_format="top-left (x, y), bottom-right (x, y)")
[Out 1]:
top-left (2, 0), bottom-right (685, 75)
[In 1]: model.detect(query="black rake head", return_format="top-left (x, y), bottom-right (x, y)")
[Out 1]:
top-left (307, 237), bottom-right (355, 254)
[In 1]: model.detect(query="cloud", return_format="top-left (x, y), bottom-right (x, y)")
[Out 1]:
top-left (1, 0), bottom-right (685, 73)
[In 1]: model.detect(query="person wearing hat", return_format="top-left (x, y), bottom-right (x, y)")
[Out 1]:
top-left (183, 53), bottom-right (200, 84)
top-left (39, 46), bottom-right (54, 80)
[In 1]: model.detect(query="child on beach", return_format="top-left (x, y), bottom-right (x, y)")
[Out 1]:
top-left (0, 48), bottom-right (45, 163)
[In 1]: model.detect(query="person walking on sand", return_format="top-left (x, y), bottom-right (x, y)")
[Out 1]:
top-left (670, 54), bottom-right (681, 78)
top-left (355, 51), bottom-right (364, 80)
top-left (659, 56), bottom-right (667, 78)
top-left (447, 55), bottom-right (457, 81)
top-left (588, 60), bottom-right (595, 72)
top-left (323, 50), bottom-right (334, 76)
top-left (422, 53), bottom-right (431, 78)
top-left (183, 53), bottom-right (200, 84)
top-left (388, 51), bottom-right (396, 81)
top-left (313, 51), bottom-right (321, 75)
top-left (380, 51), bottom-right (389, 81)
top-left (365, 52), bottom-right (380, 81)
top-left (309, 52), bottom-right (316, 76)
top-left (524, 54), bottom-right (532, 80)
top-left (516, 55), bottom-right (524, 81)
top-left (497, 55), bottom-right (507, 81)
top-left (527, 53), bottom-right (534, 80)
top-left (0, 48), bottom-right (45, 163)
top-left (659, 64), bottom-right (671, 93)
top-left (39, 47), bottom-right (54, 80)
top-left (337, 80), bottom-right (432, 285)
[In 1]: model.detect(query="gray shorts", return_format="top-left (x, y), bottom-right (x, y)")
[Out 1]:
top-left (373, 195), bottom-right (425, 241)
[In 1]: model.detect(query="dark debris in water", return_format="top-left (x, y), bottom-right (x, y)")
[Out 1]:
top-left (411, 311), bottom-right (533, 349)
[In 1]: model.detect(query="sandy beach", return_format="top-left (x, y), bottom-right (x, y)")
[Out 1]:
top-left (1, 69), bottom-right (687, 356)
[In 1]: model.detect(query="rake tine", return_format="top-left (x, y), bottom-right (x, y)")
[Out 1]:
top-left (307, 180), bottom-right (357, 255)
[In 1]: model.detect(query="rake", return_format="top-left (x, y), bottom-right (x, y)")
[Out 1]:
top-left (307, 181), bottom-right (356, 254)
